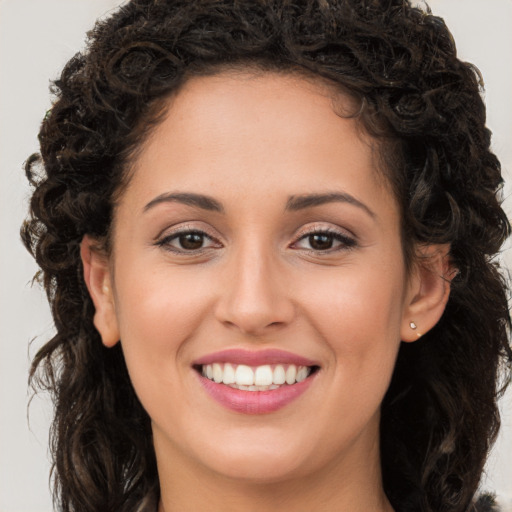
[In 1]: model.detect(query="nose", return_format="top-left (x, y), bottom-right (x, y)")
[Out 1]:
top-left (214, 242), bottom-right (295, 336)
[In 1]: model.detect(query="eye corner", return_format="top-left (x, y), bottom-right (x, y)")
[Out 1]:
top-left (290, 226), bottom-right (358, 254)
top-left (155, 226), bottom-right (223, 255)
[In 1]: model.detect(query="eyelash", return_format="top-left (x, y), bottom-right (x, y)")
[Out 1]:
top-left (155, 227), bottom-right (220, 255)
top-left (292, 228), bottom-right (357, 253)
top-left (155, 226), bottom-right (357, 255)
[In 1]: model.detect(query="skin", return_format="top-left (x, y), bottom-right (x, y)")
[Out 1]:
top-left (82, 72), bottom-right (451, 512)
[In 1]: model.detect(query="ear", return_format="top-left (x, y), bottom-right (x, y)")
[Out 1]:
top-left (401, 244), bottom-right (455, 342)
top-left (80, 235), bottom-right (120, 347)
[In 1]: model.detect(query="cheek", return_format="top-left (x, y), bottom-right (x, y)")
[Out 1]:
top-left (115, 262), bottom-right (212, 337)
top-left (112, 264), bottom-right (213, 392)
top-left (302, 262), bottom-right (404, 339)
top-left (297, 262), bottom-right (405, 393)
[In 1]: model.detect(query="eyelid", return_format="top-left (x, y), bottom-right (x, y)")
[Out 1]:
top-left (290, 223), bottom-right (357, 252)
top-left (293, 222), bottom-right (355, 240)
top-left (153, 222), bottom-right (357, 255)
top-left (155, 223), bottom-right (223, 253)
top-left (155, 222), bottom-right (220, 242)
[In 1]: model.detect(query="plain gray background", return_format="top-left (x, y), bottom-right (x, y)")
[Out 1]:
top-left (1, 1), bottom-right (511, 510)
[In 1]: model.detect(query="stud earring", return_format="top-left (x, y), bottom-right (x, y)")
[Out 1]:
top-left (409, 321), bottom-right (422, 338)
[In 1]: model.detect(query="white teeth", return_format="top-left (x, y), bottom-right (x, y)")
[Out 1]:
top-left (222, 363), bottom-right (235, 384)
top-left (228, 383), bottom-right (280, 391)
top-left (285, 365), bottom-right (297, 385)
top-left (201, 363), bottom-right (314, 388)
top-left (273, 365), bottom-right (286, 385)
top-left (254, 365), bottom-right (273, 386)
top-left (212, 363), bottom-right (223, 383)
top-left (296, 366), bottom-right (309, 383)
top-left (235, 365), bottom-right (254, 386)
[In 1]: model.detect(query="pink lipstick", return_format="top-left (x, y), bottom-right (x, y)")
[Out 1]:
top-left (193, 349), bottom-right (319, 414)
top-left (193, 348), bottom-right (318, 367)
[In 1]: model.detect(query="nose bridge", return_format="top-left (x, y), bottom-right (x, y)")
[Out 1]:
top-left (215, 233), bottom-right (294, 334)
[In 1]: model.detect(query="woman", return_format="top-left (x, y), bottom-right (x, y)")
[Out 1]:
top-left (22, 0), bottom-right (511, 511)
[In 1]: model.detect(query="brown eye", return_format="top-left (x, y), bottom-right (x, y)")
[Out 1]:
top-left (293, 229), bottom-right (357, 253)
top-left (308, 233), bottom-right (334, 250)
top-left (179, 232), bottom-right (204, 250)
top-left (157, 229), bottom-right (221, 253)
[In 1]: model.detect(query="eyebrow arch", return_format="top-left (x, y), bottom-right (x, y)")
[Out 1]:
top-left (285, 192), bottom-right (376, 218)
top-left (144, 192), bottom-right (224, 213)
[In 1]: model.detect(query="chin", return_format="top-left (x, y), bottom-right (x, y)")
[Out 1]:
top-left (186, 425), bottom-right (328, 484)
top-left (206, 450), bottom-right (310, 483)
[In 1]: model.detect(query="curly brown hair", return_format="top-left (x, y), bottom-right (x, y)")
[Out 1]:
top-left (22, 1), bottom-right (511, 511)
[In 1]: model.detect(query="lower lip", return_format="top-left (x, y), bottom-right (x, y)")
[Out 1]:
top-left (197, 372), bottom-right (317, 414)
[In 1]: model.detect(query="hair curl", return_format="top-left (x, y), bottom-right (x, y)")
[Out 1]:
top-left (22, 1), bottom-right (511, 511)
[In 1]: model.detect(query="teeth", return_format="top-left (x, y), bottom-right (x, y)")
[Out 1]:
top-left (285, 365), bottom-right (297, 385)
top-left (296, 366), bottom-right (309, 383)
top-left (235, 365), bottom-right (254, 386)
top-left (212, 363), bottom-right (223, 383)
top-left (273, 365), bottom-right (286, 385)
top-left (227, 383), bottom-right (281, 391)
top-left (201, 363), bottom-right (313, 388)
top-left (254, 365), bottom-right (273, 386)
top-left (222, 363), bottom-right (235, 384)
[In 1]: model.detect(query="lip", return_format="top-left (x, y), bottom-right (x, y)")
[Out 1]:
top-left (193, 348), bottom-right (319, 367)
top-left (193, 349), bottom-right (320, 414)
top-left (196, 370), bottom-right (318, 414)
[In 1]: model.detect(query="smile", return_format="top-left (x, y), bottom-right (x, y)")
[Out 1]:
top-left (193, 349), bottom-right (320, 414)
top-left (199, 363), bottom-right (313, 391)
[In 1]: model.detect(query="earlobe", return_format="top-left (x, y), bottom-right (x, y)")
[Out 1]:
top-left (401, 244), bottom-right (454, 342)
top-left (80, 235), bottom-right (120, 347)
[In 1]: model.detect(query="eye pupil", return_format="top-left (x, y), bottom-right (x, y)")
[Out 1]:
top-left (309, 233), bottom-right (333, 250)
top-left (180, 233), bottom-right (204, 250)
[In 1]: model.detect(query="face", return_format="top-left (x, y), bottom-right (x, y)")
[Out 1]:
top-left (83, 72), bottom-right (448, 486)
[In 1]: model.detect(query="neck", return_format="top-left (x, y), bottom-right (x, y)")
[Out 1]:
top-left (155, 427), bottom-right (394, 512)
top-left (158, 477), bottom-right (393, 512)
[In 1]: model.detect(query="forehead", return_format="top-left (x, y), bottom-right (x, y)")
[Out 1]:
top-left (120, 71), bottom-right (396, 219)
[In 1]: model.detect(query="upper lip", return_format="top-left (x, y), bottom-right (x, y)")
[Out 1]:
top-left (193, 348), bottom-right (319, 367)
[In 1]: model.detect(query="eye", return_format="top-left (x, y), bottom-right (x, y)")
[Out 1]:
top-left (292, 229), bottom-right (356, 252)
top-left (156, 229), bottom-right (221, 253)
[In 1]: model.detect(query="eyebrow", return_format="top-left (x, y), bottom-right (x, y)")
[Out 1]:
top-left (144, 192), bottom-right (224, 213)
top-left (285, 192), bottom-right (376, 218)
top-left (143, 191), bottom-right (375, 218)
